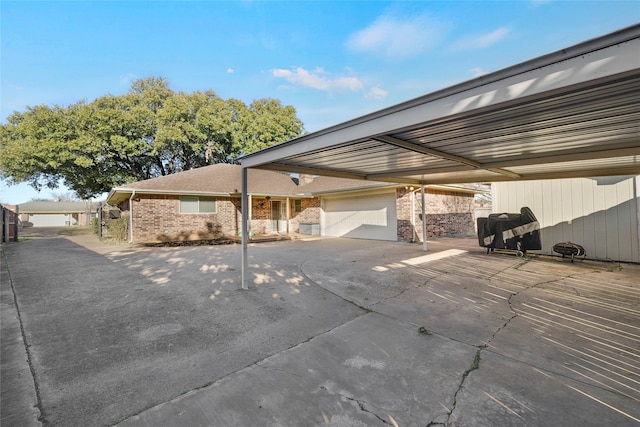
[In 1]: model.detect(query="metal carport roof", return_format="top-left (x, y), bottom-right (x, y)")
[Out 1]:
top-left (241, 25), bottom-right (639, 183)
top-left (238, 24), bottom-right (640, 288)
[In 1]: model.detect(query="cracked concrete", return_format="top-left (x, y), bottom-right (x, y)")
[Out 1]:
top-left (118, 312), bottom-right (473, 427)
top-left (3, 231), bottom-right (639, 426)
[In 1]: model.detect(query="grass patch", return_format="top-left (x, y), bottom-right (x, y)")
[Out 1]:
top-left (462, 345), bottom-right (486, 380)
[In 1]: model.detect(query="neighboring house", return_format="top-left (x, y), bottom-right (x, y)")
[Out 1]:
top-left (17, 201), bottom-right (101, 227)
top-left (492, 176), bottom-right (640, 263)
top-left (106, 164), bottom-right (480, 244)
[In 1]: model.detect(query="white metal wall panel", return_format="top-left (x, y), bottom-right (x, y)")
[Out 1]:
top-left (28, 214), bottom-right (69, 227)
top-left (322, 193), bottom-right (397, 241)
top-left (493, 176), bottom-right (640, 263)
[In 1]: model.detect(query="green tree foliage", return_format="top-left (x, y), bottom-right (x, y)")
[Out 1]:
top-left (0, 77), bottom-right (305, 198)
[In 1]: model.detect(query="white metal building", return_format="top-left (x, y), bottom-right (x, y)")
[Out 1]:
top-left (493, 176), bottom-right (640, 263)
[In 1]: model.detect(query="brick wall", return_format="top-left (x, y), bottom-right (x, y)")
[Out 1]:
top-left (288, 198), bottom-right (321, 233)
top-left (249, 198), bottom-right (270, 234)
top-left (116, 189), bottom-right (472, 244)
top-left (130, 195), bottom-right (242, 243)
top-left (124, 195), bottom-right (322, 243)
top-left (396, 188), bottom-right (475, 241)
top-left (396, 187), bottom-right (414, 241)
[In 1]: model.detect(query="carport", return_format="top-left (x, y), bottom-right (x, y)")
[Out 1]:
top-left (239, 25), bottom-right (640, 289)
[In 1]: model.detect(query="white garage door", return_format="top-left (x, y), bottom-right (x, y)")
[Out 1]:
top-left (29, 214), bottom-right (70, 227)
top-left (323, 193), bottom-right (397, 241)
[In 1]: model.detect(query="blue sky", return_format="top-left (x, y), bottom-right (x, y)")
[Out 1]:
top-left (1, 1), bottom-right (638, 204)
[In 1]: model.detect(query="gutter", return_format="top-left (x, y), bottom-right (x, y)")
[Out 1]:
top-left (415, 184), bottom-right (483, 195)
top-left (107, 187), bottom-right (235, 205)
top-left (108, 187), bottom-right (315, 203)
top-left (309, 183), bottom-right (399, 196)
top-left (231, 192), bottom-right (315, 199)
top-left (310, 183), bottom-right (483, 197)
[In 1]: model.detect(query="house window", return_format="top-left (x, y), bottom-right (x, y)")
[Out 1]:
top-left (199, 198), bottom-right (217, 213)
top-left (294, 199), bottom-right (302, 213)
top-left (180, 197), bottom-right (217, 214)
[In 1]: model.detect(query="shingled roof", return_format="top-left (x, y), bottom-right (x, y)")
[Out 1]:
top-left (296, 175), bottom-right (391, 194)
top-left (107, 163), bottom-right (479, 205)
top-left (107, 164), bottom-right (302, 204)
top-left (17, 201), bottom-right (101, 213)
top-left (127, 164), bottom-right (300, 193)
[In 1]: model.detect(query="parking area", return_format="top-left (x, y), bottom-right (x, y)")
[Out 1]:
top-left (2, 229), bottom-right (639, 426)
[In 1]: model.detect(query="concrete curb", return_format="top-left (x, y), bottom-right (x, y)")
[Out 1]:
top-left (0, 245), bottom-right (42, 427)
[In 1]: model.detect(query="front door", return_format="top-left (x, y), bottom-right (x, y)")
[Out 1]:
top-left (270, 201), bottom-right (286, 232)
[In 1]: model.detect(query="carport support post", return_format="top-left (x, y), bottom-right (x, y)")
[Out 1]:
top-left (421, 185), bottom-right (427, 251)
top-left (241, 167), bottom-right (249, 290)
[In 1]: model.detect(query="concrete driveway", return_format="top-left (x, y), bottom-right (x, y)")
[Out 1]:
top-left (1, 229), bottom-right (638, 426)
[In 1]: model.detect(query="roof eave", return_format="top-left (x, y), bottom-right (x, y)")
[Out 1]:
top-left (107, 188), bottom-right (233, 204)
top-left (107, 187), bottom-right (317, 203)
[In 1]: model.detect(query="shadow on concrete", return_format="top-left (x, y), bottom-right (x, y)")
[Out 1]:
top-left (2, 233), bottom-right (639, 426)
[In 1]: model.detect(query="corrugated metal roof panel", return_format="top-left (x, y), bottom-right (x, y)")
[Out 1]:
top-left (509, 156), bottom-right (640, 174)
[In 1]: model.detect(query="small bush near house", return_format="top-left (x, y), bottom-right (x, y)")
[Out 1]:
top-left (92, 217), bottom-right (99, 235)
top-left (107, 217), bottom-right (128, 241)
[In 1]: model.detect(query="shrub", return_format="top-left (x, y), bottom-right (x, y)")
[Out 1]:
top-left (107, 217), bottom-right (128, 241)
top-left (92, 217), bottom-right (99, 235)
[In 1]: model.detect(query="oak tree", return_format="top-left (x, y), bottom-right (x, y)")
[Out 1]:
top-left (0, 77), bottom-right (305, 198)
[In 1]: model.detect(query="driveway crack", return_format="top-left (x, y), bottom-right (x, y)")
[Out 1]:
top-left (440, 260), bottom-right (583, 424)
top-left (341, 394), bottom-right (392, 425)
top-left (441, 344), bottom-right (486, 425)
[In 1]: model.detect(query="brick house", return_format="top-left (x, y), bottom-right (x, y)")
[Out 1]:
top-left (106, 164), bottom-right (479, 244)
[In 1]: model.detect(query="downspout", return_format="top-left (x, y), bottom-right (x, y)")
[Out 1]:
top-left (128, 191), bottom-right (136, 243)
top-left (421, 185), bottom-right (427, 251)
top-left (411, 189), bottom-right (416, 243)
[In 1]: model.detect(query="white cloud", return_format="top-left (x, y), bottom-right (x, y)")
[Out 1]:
top-left (470, 67), bottom-right (488, 78)
top-left (451, 27), bottom-right (511, 51)
top-left (271, 67), bottom-right (364, 92)
top-left (119, 73), bottom-right (137, 86)
top-left (365, 86), bottom-right (388, 100)
top-left (346, 12), bottom-right (445, 60)
top-left (227, 68), bottom-right (234, 74)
